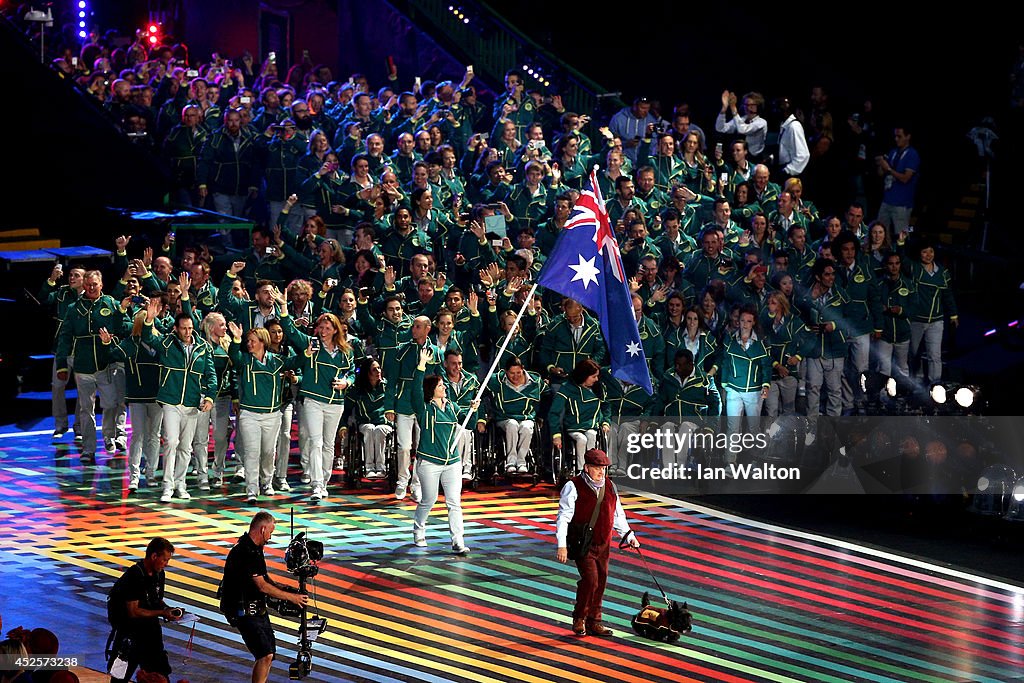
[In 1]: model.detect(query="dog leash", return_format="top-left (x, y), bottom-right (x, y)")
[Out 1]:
top-left (621, 536), bottom-right (671, 609)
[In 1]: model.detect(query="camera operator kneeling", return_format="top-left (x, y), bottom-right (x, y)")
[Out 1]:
top-left (221, 511), bottom-right (308, 683)
top-left (106, 537), bottom-right (182, 683)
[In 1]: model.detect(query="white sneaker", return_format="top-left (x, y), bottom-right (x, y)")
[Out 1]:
top-left (246, 493), bottom-right (258, 504)
top-left (212, 476), bottom-right (224, 487)
top-left (409, 484), bottom-right (422, 503)
top-left (462, 471), bottom-right (473, 481)
top-left (277, 479), bottom-right (291, 492)
top-left (235, 467), bottom-right (246, 479)
top-left (176, 488), bottom-right (191, 500)
top-left (199, 479), bottom-right (211, 491)
top-left (300, 474), bottom-right (311, 484)
top-left (310, 488), bottom-right (322, 501)
top-left (262, 486), bottom-right (275, 496)
top-left (517, 464), bottom-right (530, 474)
top-left (506, 464), bottom-right (517, 474)
top-left (395, 482), bottom-right (408, 500)
top-left (452, 542), bottom-right (470, 555)
top-left (414, 533), bottom-right (427, 547)
top-left (321, 488), bottom-right (330, 499)
top-left (128, 477), bottom-right (139, 492)
top-left (160, 490), bottom-right (173, 503)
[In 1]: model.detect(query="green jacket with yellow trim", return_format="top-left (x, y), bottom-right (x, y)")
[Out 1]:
top-left (412, 367), bottom-right (463, 466)
top-left (485, 370), bottom-right (542, 422)
top-left (442, 369), bottom-right (485, 428)
top-left (55, 294), bottom-right (132, 374)
top-left (228, 340), bottom-right (290, 413)
top-left (536, 312), bottom-right (607, 378)
top-left (549, 380), bottom-right (610, 440)
top-left (141, 323), bottom-right (218, 408)
top-left (719, 333), bottom-right (773, 393)
top-left (101, 334), bottom-right (163, 402)
top-left (650, 369), bottom-right (720, 418)
top-left (600, 368), bottom-right (654, 419)
top-left (279, 311), bottom-right (355, 406)
top-left (384, 339), bottom-right (442, 415)
top-left (879, 274), bottom-right (916, 344)
top-left (906, 261), bottom-right (957, 324)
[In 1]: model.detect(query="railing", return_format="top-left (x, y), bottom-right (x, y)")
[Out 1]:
top-left (394, 0), bottom-right (624, 116)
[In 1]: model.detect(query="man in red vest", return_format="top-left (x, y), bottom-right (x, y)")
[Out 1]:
top-left (556, 449), bottom-right (641, 636)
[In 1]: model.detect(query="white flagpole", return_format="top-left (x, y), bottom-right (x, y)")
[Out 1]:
top-left (454, 282), bottom-right (539, 441)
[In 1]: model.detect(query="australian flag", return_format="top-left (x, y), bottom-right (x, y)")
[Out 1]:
top-left (537, 168), bottom-right (653, 394)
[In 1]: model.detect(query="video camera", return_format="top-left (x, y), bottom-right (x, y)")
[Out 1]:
top-left (282, 519), bottom-right (328, 679)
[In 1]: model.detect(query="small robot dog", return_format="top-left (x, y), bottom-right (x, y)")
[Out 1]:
top-left (631, 591), bottom-right (692, 642)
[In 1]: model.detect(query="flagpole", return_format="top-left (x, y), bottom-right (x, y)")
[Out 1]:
top-left (454, 283), bottom-right (539, 441)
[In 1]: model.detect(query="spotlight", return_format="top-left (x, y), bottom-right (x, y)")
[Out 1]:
top-left (954, 386), bottom-right (978, 409)
top-left (970, 465), bottom-right (1016, 517)
top-left (79, 0), bottom-right (86, 7)
top-left (885, 377), bottom-right (897, 398)
top-left (148, 23), bottom-right (159, 33)
top-left (929, 383), bottom-right (947, 405)
top-left (1007, 478), bottom-right (1024, 522)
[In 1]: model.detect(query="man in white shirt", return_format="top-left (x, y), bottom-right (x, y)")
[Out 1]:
top-left (775, 97), bottom-right (809, 177)
top-left (715, 90), bottom-right (768, 159)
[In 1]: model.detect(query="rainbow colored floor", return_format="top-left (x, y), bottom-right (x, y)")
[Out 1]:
top-left (1, 421), bottom-right (1023, 682)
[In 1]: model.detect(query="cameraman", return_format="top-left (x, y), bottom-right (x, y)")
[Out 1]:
top-left (106, 537), bottom-right (181, 683)
top-left (221, 511), bottom-right (308, 683)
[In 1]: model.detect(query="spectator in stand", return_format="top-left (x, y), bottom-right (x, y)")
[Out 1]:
top-left (609, 96), bottom-right (661, 164)
top-left (875, 126), bottom-right (920, 236)
top-left (715, 90), bottom-right (768, 159)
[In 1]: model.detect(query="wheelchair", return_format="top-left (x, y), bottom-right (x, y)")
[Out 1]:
top-left (342, 418), bottom-right (398, 491)
top-left (549, 421), bottom-right (603, 490)
top-left (476, 418), bottom-right (544, 486)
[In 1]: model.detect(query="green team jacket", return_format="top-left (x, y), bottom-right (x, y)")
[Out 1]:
top-left (385, 339), bottom-right (442, 415)
top-left (650, 370), bottom-right (721, 418)
top-left (549, 381), bottom-right (610, 440)
top-left (879, 275), bottom-right (916, 344)
top-left (279, 311), bottom-right (355, 406)
top-left (794, 286), bottom-right (850, 360)
top-left (228, 340), bottom-right (293, 413)
top-left (102, 334), bottom-right (163, 402)
top-left (906, 261), bottom-right (957, 324)
top-left (412, 367), bottom-right (463, 466)
top-left (486, 370), bottom-right (542, 422)
top-left (758, 312), bottom-right (809, 381)
top-left (357, 305), bottom-right (413, 372)
top-left (537, 313), bottom-right (607, 377)
top-left (56, 295), bottom-right (132, 374)
top-left (600, 369), bottom-right (654, 419)
top-left (344, 380), bottom-right (388, 425)
top-left (141, 322), bottom-right (218, 408)
top-left (835, 261), bottom-right (883, 337)
top-left (718, 334), bottom-right (773, 393)
top-left (442, 370), bottom-right (485, 428)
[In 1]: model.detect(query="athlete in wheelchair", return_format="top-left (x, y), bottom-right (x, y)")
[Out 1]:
top-left (548, 359), bottom-right (610, 487)
top-left (481, 355), bottom-right (544, 484)
top-left (342, 356), bottom-right (397, 489)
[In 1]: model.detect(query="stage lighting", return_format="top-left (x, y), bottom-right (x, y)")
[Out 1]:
top-left (929, 383), bottom-right (947, 405)
top-left (885, 377), bottom-right (897, 398)
top-left (970, 465), bottom-right (1016, 516)
top-left (954, 385), bottom-right (978, 409)
top-left (1005, 478), bottom-right (1024, 522)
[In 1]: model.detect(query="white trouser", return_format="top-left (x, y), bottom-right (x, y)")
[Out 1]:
top-left (300, 399), bottom-right (344, 492)
top-left (659, 421), bottom-right (699, 466)
top-left (909, 320), bottom-right (944, 382)
top-left (192, 396), bottom-right (232, 482)
top-left (75, 368), bottom-right (120, 454)
top-left (841, 332), bottom-right (871, 410)
top-left (275, 402), bottom-right (295, 480)
top-left (161, 404), bottom-right (201, 492)
top-left (498, 419), bottom-right (534, 468)
top-left (238, 409), bottom-right (282, 497)
top-left (395, 413), bottom-right (421, 488)
top-left (806, 357), bottom-right (844, 417)
top-left (457, 430), bottom-right (474, 476)
top-left (413, 459), bottom-right (464, 546)
top-left (873, 340), bottom-right (910, 380)
top-left (360, 423), bottom-right (393, 471)
top-left (128, 402), bottom-right (163, 482)
top-left (606, 421), bottom-right (641, 470)
top-left (568, 429), bottom-right (598, 470)
top-left (765, 375), bottom-right (798, 417)
top-left (52, 356), bottom-right (77, 432)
